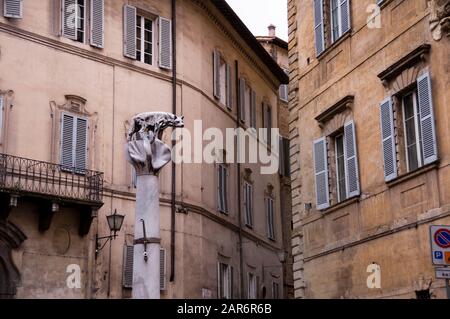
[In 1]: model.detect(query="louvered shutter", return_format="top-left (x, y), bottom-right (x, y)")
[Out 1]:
top-left (62, 0), bottom-right (77, 40)
top-left (229, 266), bottom-right (234, 299)
top-left (226, 64), bottom-right (232, 109)
top-left (122, 245), bottom-right (134, 288)
top-left (160, 248), bottom-right (167, 291)
top-left (339, 0), bottom-right (351, 34)
top-left (61, 114), bottom-right (74, 169)
top-left (266, 105), bottom-right (272, 147)
top-left (223, 166), bottom-right (228, 213)
top-left (213, 50), bottom-right (221, 99)
top-left (90, 0), bottom-right (104, 48)
top-left (75, 117), bottom-right (88, 171)
top-left (239, 78), bottom-right (246, 122)
top-left (159, 17), bottom-right (172, 70)
top-left (217, 263), bottom-right (222, 298)
top-left (379, 97), bottom-right (397, 181)
top-left (313, 137), bottom-right (330, 210)
top-left (4, 0), bottom-right (22, 18)
top-left (0, 96), bottom-right (3, 142)
top-left (251, 90), bottom-right (256, 128)
top-left (313, 0), bottom-right (325, 56)
top-left (417, 72), bottom-right (438, 165)
top-left (123, 5), bottom-right (136, 59)
top-left (344, 121), bottom-right (360, 197)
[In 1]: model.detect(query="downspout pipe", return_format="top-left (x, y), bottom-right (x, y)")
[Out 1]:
top-left (170, 0), bottom-right (177, 283)
top-left (235, 60), bottom-right (245, 298)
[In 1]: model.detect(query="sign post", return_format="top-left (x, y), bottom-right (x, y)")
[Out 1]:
top-left (430, 226), bottom-right (450, 299)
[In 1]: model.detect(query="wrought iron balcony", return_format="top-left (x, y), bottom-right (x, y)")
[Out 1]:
top-left (0, 153), bottom-right (103, 206)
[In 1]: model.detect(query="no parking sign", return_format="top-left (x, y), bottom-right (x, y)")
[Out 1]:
top-left (430, 226), bottom-right (450, 266)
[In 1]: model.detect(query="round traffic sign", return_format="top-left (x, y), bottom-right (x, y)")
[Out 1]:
top-left (434, 228), bottom-right (450, 249)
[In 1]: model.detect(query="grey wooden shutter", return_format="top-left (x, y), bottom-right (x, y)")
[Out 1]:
top-left (123, 5), bottom-right (136, 59)
top-left (122, 245), bottom-right (134, 288)
top-left (213, 50), bottom-right (221, 99)
top-left (61, 113), bottom-right (74, 169)
top-left (267, 105), bottom-right (272, 147)
top-left (344, 121), bottom-right (360, 198)
top-left (217, 263), bottom-right (222, 298)
top-left (223, 166), bottom-right (228, 213)
top-left (313, 137), bottom-right (330, 210)
top-left (0, 96), bottom-right (4, 142)
top-left (313, 0), bottom-right (325, 56)
top-left (75, 117), bottom-right (88, 171)
top-left (4, 0), bottom-right (22, 18)
top-left (226, 64), bottom-right (232, 109)
top-left (417, 72), bottom-right (438, 165)
top-left (90, 0), bottom-right (104, 48)
top-left (62, 0), bottom-right (77, 40)
top-left (251, 90), bottom-right (256, 128)
top-left (379, 97), bottom-right (397, 181)
top-left (159, 17), bottom-right (172, 70)
top-left (239, 78), bottom-right (246, 122)
top-left (160, 248), bottom-right (167, 291)
top-left (340, 0), bottom-right (351, 34)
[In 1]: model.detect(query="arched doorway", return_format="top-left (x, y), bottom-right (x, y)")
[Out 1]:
top-left (0, 220), bottom-right (27, 299)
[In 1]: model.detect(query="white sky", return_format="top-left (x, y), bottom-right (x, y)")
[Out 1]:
top-left (225, 0), bottom-right (288, 41)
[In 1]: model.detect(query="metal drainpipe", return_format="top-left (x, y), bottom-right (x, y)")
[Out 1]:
top-left (235, 60), bottom-right (245, 298)
top-left (170, 0), bottom-right (177, 283)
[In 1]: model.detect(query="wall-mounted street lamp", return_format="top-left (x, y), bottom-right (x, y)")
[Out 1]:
top-left (95, 209), bottom-right (125, 258)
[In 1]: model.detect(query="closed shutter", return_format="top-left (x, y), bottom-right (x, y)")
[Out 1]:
top-left (123, 5), bottom-right (136, 59)
top-left (160, 248), bottom-right (167, 291)
top-left (4, 0), bottom-right (22, 18)
top-left (122, 245), bottom-right (134, 288)
top-left (62, 0), bottom-right (77, 40)
top-left (266, 105), bottom-right (272, 147)
top-left (340, 0), bottom-right (351, 34)
top-left (379, 97), bottom-right (397, 181)
top-left (213, 50), bottom-right (221, 99)
top-left (417, 72), bottom-right (438, 165)
top-left (218, 166), bottom-right (223, 212)
top-left (279, 84), bottom-right (288, 102)
top-left (313, 137), bottom-right (330, 210)
top-left (251, 90), bottom-right (257, 128)
top-left (239, 78), bottom-right (246, 122)
top-left (344, 121), bottom-right (360, 198)
top-left (90, 0), bottom-right (104, 48)
top-left (218, 165), bottom-right (228, 213)
top-left (313, 0), bottom-right (325, 56)
top-left (61, 114), bottom-right (75, 169)
top-left (226, 64), bottom-right (232, 109)
top-left (217, 263), bottom-right (222, 298)
top-left (159, 17), bottom-right (172, 70)
top-left (223, 166), bottom-right (228, 213)
top-left (75, 117), bottom-right (88, 171)
top-left (244, 183), bottom-right (252, 226)
top-left (229, 266), bottom-right (234, 299)
top-left (0, 96), bottom-right (3, 142)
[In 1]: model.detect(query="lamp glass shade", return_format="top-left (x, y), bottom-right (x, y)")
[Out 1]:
top-left (106, 212), bottom-right (125, 233)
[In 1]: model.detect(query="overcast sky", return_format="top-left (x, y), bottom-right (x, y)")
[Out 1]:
top-left (226, 0), bottom-right (288, 41)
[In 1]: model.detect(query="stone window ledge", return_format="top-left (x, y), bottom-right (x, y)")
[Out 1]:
top-left (321, 196), bottom-right (360, 215)
top-left (386, 162), bottom-right (439, 188)
top-left (317, 31), bottom-right (351, 61)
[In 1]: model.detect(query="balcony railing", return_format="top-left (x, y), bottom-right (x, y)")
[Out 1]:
top-left (0, 153), bottom-right (103, 205)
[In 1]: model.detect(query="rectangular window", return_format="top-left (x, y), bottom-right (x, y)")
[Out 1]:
top-left (272, 282), bottom-right (280, 299)
top-left (247, 273), bottom-right (257, 299)
top-left (219, 58), bottom-right (227, 105)
top-left (266, 197), bottom-right (275, 240)
top-left (335, 133), bottom-right (347, 202)
top-left (402, 90), bottom-right (423, 172)
top-left (263, 104), bottom-right (272, 147)
top-left (218, 164), bottom-right (228, 214)
top-left (244, 85), bottom-right (251, 124)
top-left (330, 0), bottom-right (341, 43)
top-left (76, 0), bottom-right (86, 43)
top-left (279, 84), bottom-right (288, 102)
top-left (218, 263), bottom-right (232, 299)
top-left (60, 113), bottom-right (88, 173)
top-left (136, 15), bottom-right (153, 65)
top-left (244, 182), bottom-right (253, 228)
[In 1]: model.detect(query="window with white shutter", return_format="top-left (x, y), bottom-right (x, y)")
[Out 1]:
top-left (330, 0), bottom-right (351, 43)
top-left (61, 0), bottom-right (86, 43)
top-left (244, 182), bottom-right (253, 227)
top-left (4, 0), bottom-right (22, 18)
top-left (417, 72), bottom-right (437, 165)
top-left (379, 97), bottom-right (397, 181)
top-left (160, 248), bottom-right (167, 291)
top-left (90, 0), bottom-right (104, 48)
top-left (123, 5), bottom-right (137, 59)
top-left (344, 121), bottom-right (360, 198)
top-left (60, 113), bottom-right (88, 173)
top-left (313, 137), bottom-right (330, 210)
top-left (122, 244), bottom-right (134, 288)
top-left (159, 17), bottom-right (172, 70)
top-left (218, 262), bottom-right (232, 299)
top-left (218, 164), bottom-right (228, 214)
top-left (266, 197), bottom-right (275, 240)
top-left (313, 0), bottom-right (325, 56)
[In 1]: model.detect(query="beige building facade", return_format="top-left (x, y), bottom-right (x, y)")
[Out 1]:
top-left (289, 0), bottom-right (450, 298)
top-left (0, 0), bottom-right (289, 299)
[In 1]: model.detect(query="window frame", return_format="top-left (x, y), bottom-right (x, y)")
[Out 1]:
top-left (330, 0), bottom-right (342, 44)
top-left (75, 0), bottom-right (87, 43)
top-left (401, 89), bottom-right (423, 172)
top-left (218, 164), bottom-right (229, 215)
top-left (334, 132), bottom-right (347, 203)
top-left (244, 181), bottom-right (253, 228)
top-left (247, 272), bottom-right (257, 299)
top-left (218, 262), bottom-right (232, 299)
top-left (60, 111), bottom-right (89, 173)
top-left (266, 196), bottom-right (276, 240)
top-left (136, 14), bottom-right (155, 66)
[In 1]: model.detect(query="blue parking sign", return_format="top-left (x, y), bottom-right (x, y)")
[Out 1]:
top-left (435, 251), bottom-right (444, 260)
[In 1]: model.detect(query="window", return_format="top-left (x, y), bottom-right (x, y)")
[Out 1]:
top-left (279, 137), bottom-right (291, 177)
top-left (272, 282), bottom-right (280, 299)
top-left (136, 15), bottom-right (154, 65)
top-left (239, 78), bottom-right (256, 125)
top-left (244, 182), bottom-right (253, 228)
top-left (4, 0), bottom-right (23, 18)
top-left (60, 113), bottom-right (88, 173)
top-left (218, 164), bottom-right (228, 214)
top-left (218, 263), bottom-right (232, 299)
top-left (247, 273), bottom-right (257, 299)
top-left (279, 84), bottom-right (288, 102)
top-left (214, 50), bottom-right (232, 108)
top-left (75, 0), bottom-right (85, 42)
top-left (263, 103), bottom-right (272, 146)
top-left (379, 72), bottom-right (437, 182)
top-left (402, 90), bottom-right (423, 172)
top-left (266, 197), bottom-right (275, 240)
top-left (313, 121), bottom-right (360, 210)
top-left (335, 133), bottom-right (347, 202)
